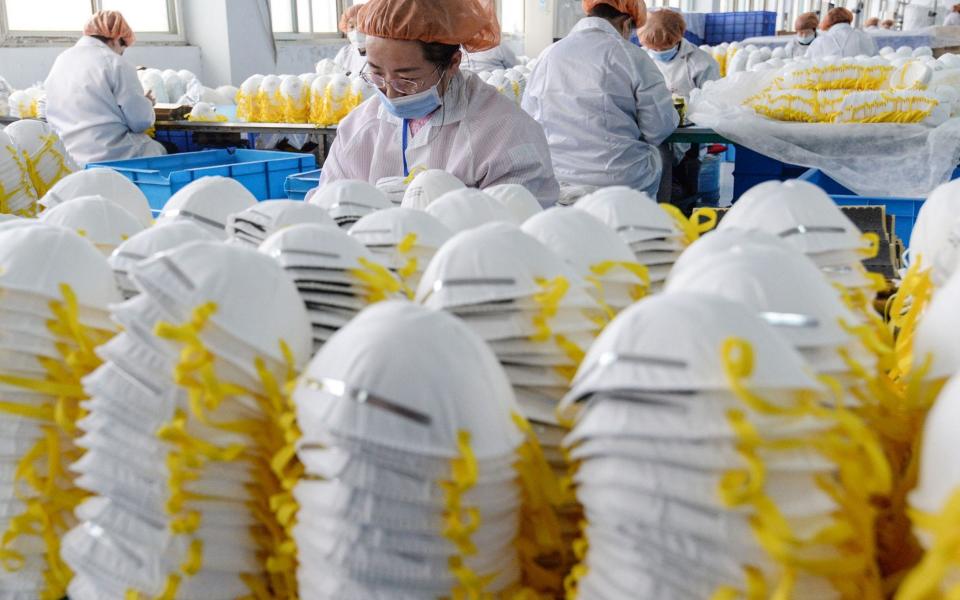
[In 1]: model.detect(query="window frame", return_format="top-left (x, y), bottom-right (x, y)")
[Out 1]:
top-left (271, 0), bottom-right (348, 41)
top-left (0, 0), bottom-right (184, 45)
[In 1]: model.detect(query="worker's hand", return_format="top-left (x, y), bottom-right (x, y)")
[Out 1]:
top-left (145, 90), bottom-right (156, 105)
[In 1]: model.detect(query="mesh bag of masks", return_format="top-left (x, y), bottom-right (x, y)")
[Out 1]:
top-left (560, 290), bottom-right (891, 599)
top-left (0, 223), bottom-right (120, 599)
top-left (292, 300), bottom-right (564, 598)
top-left (61, 241), bottom-right (314, 600)
top-left (236, 71), bottom-right (374, 126)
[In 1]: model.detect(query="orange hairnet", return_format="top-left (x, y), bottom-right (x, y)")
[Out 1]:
top-left (881, 18), bottom-right (895, 26)
top-left (821, 7), bottom-right (854, 30)
top-left (953, 4), bottom-right (960, 12)
top-left (638, 10), bottom-right (685, 49)
top-left (339, 4), bottom-right (363, 33)
top-left (794, 12), bottom-right (819, 31)
top-left (83, 10), bottom-right (135, 47)
top-left (356, 0), bottom-right (500, 53)
top-left (582, 0), bottom-right (648, 28)
top-left (865, 16), bottom-right (880, 26)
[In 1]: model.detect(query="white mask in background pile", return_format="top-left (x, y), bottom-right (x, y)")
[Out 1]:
top-left (573, 186), bottom-right (690, 293)
top-left (400, 169), bottom-right (466, 210)
top-left (308, 179), bottom-right (392, 228)
top-left (227, 199), bottom-right (335, 246)
top-left (424, 188), bottom-right (514, 233)
top-left (719, 179), bottom-right (876, 294)
top-left (156, 176), bottom-right (258, 239)
top-left (292, 300), bottom-right (530, 598)
top-left (41, 167), bottom-right (153, 228)
top-left (260, 222), bottom-right (403, 351)
top-left (522, 207), bottom-right (650, 316)
top-left (484, 183), bottom-right (544, 223)
top-left (109, 221), bottom-right (217, 299)
top-left (348, 206), bottom-right (453, 294)
top-left (561, 291), bottom-right (889, 600)
top-left (39, 195), bottom-right (145, 257)
top-left (0, 224), bottom-right (121, 600)
top-left (62, 241), bottom-right (312, 600)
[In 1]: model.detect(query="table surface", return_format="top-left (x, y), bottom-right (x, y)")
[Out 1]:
top-left (155, 120), bottom-right (337, 136)
top-left (666, 125), bottom-right (729, 144)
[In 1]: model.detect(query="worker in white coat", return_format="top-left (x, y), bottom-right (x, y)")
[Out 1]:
top-left (463, 44), bottom-right (520, 72)
top-left (806, 7), bottom-right (879, 59)
top-left (945, 5), bottom-right (960, 26)
top-left (639, 9), bottom-right (718, 208)
top-left (44, 10), bottom-right (164, 167)
top-left (332, 4), bottom-right (368, 76)
top-left (783, 12), bottom-right (820, 58)
top-left (522, 0), bottom-right (678, 202)
top-left (639, 10), bottom-right (718, 98)
top-left (319, 0), bottom-right (560, 205)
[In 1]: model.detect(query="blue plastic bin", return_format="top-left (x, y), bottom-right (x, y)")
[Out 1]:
top-left (284, 169), bottom-right (323, 200)
top-left (732, 146), bottom-right (807, 199)
top-left (87, 149), bottom-right (317, 210)
top-left (704, 11), bottom-right (776, 44)
top-left (798, 169), bottom-right (923, 246)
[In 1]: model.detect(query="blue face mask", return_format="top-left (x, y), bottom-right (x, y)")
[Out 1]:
top-left (376, 82), bottom-right (443, 120)
top-left (647, 45), bottom-right (680, 63)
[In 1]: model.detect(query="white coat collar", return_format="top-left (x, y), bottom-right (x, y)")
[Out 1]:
top-left (676, 39), bottom-right (698, 59)
top-left (571, 16), bottom-right (624, 38)
top-left (76, 36), bottom-right (110, 49)
top-left (830, 23), bottom-right (853, 33)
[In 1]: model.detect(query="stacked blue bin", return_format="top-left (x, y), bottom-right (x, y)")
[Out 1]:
top-left (704, 11), bottom-right (777, 45)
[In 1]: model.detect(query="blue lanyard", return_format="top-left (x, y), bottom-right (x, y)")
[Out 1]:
top-left (401, 118), bottom-right (410, 177)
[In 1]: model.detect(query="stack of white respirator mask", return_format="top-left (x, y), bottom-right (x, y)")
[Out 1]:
top-left (308, 180), bottom-right (392, 228)
top-left (39, 195), bottom-right (145, 257)
top-left (400, 169), bottom-right (466, 210)
top-left (484, 183), bottom-right (544, 223)
top-left (109, 222), bottom-right (217, 299)
top-left (62, 241), bottom-right (313, 600)
top-left (259, 223), bottom-right (404, 351)
top-left (423, 189), bottom-right (515, 233)
top-left (227, 199), bottom-right (335, 246)
top-left (348, 207), bottom-right (453, 296)
top-left (155, 177), bottom-right (258, 239)
top-left (40, 168), bottom-right (153, 228)
top-left (0, 130), bottom-right (38, 217)
top-left (560, 291), bottom-right (890, 600)
top-left (2, 119), bottom-right (76, 198)
top-left (0, 223), bottom-right (121, 599)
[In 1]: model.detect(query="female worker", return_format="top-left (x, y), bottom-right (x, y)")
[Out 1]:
top-left (807, 7), bottom-right (878, 58)
top-left (639, 9), bottom-right (719, 208)
top-left (522, 0), bottom-right (678, 203)
top-left (319, 0), bottom-right (560, 205)
top-left (463, 44), bottom-right (521, 72)
top-left (44, 11), bottom-right (164, 167)
top-left (332, 4), bottom-right (368, 76)
top-left (945, 5), bottom-right (960, 26)
top-left (865, 17), bottom-right (881, 29)
top-left (783, 12), bottom-right (820, 58)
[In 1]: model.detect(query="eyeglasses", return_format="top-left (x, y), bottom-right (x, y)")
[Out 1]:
top-left (360, 64), bottom-right (443, 95)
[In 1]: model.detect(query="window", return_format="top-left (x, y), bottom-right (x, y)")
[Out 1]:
top-left (271, 0), bottom-right (344, 37)
top-left (0, 0), bottom-right (179, 38)
top-left (501, 0), bottom-right (524, 35)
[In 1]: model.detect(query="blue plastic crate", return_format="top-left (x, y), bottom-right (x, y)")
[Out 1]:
top-left (284, 169), bottom-right (323, 200)
top-left (798, 169), bottom-right (922, 246)
top-left (87, 149), bottom-right (317, 210)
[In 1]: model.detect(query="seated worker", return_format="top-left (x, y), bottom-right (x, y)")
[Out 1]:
top-left (332, 4), bottom-right (368, 75)
top-left (639, 9), bottom-right (719, 209)
top-left (807, 7), bottom-right (879, 58)
top-left (784, 12), bottom-right (820, 58)
top-left (44, 10), bottom-right (164, 167)
top-left (865, 17), bottom-right (881, 29)
top-left (881, 19), bottom-right (896, 29)
top-left (522, 0), bottom-right (678, 203)
top-left (945, 5), bottom-right (960, 26)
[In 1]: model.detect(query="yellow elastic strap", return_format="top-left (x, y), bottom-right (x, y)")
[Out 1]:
top-left (403, 166), bottom-right (427, 185)
top-left (350, 257), bottom-right (402, 303)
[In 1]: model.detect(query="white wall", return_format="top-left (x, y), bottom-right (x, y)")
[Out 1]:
top-left (0, 44), bottom-right (202, 89)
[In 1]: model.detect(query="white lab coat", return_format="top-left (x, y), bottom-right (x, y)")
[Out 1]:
top-left (44, 36), bottom-right (163, 167)
top-left (463, 45), bottom-right (520, 72)
top-left (806, 23), bottom-right (879, 59)
top-left (332, 44), bottom-right (368, 76)
top-left (319, 71), bottom-right (560, 205)
top-left (783, 38), bottom-right (815, 58)
top-left (651, 39), bottom-right (720, 98)
top-left (945, 12), bottom-right (960, 25)
top-left (522, 17), bottom-right (679, 196)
